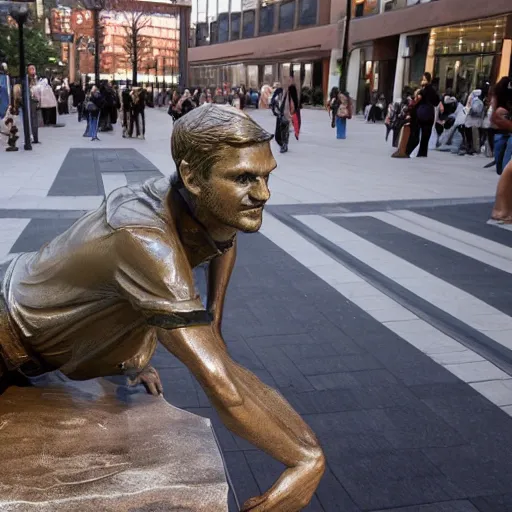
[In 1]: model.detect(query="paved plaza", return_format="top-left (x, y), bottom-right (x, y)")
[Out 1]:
top-left (2, 108), bottom-right (512, 511)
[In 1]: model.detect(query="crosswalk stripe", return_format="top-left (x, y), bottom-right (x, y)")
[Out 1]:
top-left (260, 213), bottom-right (512, 413)
top-left (328, 210), bottom-right (512, 274)
top-left (296, 214), bottom-right (512, 352)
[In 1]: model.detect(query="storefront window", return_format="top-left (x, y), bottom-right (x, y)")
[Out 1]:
top-left (217, 0), bottom-right (229, 42)
top-left (247, 65), bottom-right (259, 88)
top-left (208, 0), bottom-right (219, 44)
top-left (259, 3), bottom-right (275, 35)
top-left (298, 0), bottom-right (317, 27)
top-left (230, 0), bottom-right (241, 40)
top-left (242, 8), bottom-right (255, 38)
top-left (279, 0), bottom-right (295, 31)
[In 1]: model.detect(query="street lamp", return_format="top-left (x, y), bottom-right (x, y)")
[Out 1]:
top-left (5, 1), bottom-right (32, 150)
top-left (339, 0), bottom-right (352, 92)
top-left (82, 0), bottom-right (105, 86)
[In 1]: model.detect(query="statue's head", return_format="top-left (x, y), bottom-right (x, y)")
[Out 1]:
top-left (171, 104), bottom-right (276, 234)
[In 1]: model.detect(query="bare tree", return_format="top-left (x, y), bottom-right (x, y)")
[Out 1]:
top-left (122, 11), bottom-right (151, 86)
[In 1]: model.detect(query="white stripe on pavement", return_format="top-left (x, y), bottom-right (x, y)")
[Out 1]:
top-left (331, 210), bottom-right (512, 274)
top-left (296, 214), bottom-right (512, 351)
top-left (260, 213), bottom-right (512, 415)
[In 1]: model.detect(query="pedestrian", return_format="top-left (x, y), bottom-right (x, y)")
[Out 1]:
top-left (26, 64), bottom-right (41, 143)
top-left (460, 89), bottom-right (484, 155)
top-left (327, 87), bottom-right (339, 128)
top-left (83, 85), bottom-right (103, 141)
top-left (333, 90), bottom-right (352, 140)
top-left (72, 83), bottom-right (86, 122)
top-left (287, 77), bottom-right (301, 141)
top-left (38, 78), bottom-right (58, 126)
top-left (391, 88), bottom-right (415, 158)
top-left (271, 85), bottom-right (289, 153)
top-left (406, 72), bottom-right (440, 158)
top-left (129, 87), bottom-right (147, 139)
top-left (121, 86), bottom-right (132, 138)
top-left (491, 76), bottom-right (512, 175)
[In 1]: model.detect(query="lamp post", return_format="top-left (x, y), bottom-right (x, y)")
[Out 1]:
top-left (7, 1), bottom-right (32, 151)
top-left (339, 0), bottom-right (352, 92)
top-left (83, 0), bottom-right (104, 86)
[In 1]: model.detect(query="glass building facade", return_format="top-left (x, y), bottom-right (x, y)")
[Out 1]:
top-left (190, 0), bottom-right (319, 47)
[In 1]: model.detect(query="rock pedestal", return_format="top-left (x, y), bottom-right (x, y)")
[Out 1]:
top-left (0, 376), bottom-right (228, 511)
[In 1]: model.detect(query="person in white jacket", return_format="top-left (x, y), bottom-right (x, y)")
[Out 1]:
top-left (34, 78), bottom-right (58, 126)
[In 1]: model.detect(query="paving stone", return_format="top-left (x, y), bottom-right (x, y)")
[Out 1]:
top-left (280, 343), bottom-right (342, 362)
top-left (385, 358), bottom-right (462, 386)
top-left (303, 410), bottom-right (393, 440)
top-left (470, 493), bottom-right (512, 512)
top-left (157, 367), bottom-right (199, 409)
top-left (295, 355), bottom-right (349, 375)
top-left (223, 452), bottom-right (261, 508)
top-left (308, 372), bottom-right (360, 390)
top-left (226, 339), bottom-right (265, 371)
top-left (320, 432), bottom-right (395, 458)
top-left (330, 451), bottom-right (464, 510)
top-left (256, 347), bottom-right (314, 392)
top-left (373, 500), bottom-right (479, 511)
top-left (243, 333), bottom-right (318, 348)
top-left (315, 468), bottom-right (360, 512)
top-left (378, 403), bottom-right (464, 449)
top-left (348, 383), bottom-right (420, 410)
top-left (424, 445), bottom-right (512, 496)
top-left (279, 388), bottom-right (361, 414)
top-left (422, 395), bottom-right (512, 446)
top-left (408, 382), bottom-right (480, 399)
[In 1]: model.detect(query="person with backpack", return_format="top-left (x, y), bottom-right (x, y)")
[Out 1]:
top-left (462, 89), bottom-right (484, 155)
top-left (333, 90), bottom-right (352, 139)
top-left (406, 72), bottom-right (440, 157)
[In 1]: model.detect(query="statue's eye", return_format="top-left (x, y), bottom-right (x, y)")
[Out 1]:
top-left (236, 173), bottom-right (254, 184)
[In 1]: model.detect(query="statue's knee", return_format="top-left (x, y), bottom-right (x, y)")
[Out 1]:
top-left (204, 362), bottom-right (242, 407)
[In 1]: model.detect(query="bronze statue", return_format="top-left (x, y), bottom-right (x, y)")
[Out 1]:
top-left (0, 104), bottom-right (325, 511)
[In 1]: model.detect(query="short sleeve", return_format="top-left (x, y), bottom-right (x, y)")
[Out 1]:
top-left (114, 228), bottom-right (211, 329)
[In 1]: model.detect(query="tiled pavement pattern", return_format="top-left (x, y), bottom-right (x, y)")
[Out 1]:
top-left (2, 149), bottom-right (512, 511)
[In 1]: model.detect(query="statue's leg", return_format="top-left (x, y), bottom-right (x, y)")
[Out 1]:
top-left (492, 159), bottom-right (512, 223)
top-left (164, 333), bottom-right (325, 512)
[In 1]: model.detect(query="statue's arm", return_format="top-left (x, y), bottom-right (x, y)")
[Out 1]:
top-left (207, 238), bottom-right (237, 345)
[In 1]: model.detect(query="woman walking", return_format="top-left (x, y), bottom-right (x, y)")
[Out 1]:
top-left (406, 72), bottom-right (440, 157)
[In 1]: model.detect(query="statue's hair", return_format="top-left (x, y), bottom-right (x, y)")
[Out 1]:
top-left (170, 103), bottom-right (273, 185)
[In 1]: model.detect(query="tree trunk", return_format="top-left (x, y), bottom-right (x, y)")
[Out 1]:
top-left (132, 32), bottom-right (137, 86)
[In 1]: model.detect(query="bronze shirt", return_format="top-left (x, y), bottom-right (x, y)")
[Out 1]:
top-left (2, 178), bottom-right (232, 380)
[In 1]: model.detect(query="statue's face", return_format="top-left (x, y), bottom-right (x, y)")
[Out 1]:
top-left (196, 142), bottom-right (276, 233)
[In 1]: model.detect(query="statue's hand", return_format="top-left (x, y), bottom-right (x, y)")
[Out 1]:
top-left (128, 365), bottom-right (164, 397)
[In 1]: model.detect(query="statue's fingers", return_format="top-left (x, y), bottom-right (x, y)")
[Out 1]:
top-left (144, 381), bottom-right (159, 396)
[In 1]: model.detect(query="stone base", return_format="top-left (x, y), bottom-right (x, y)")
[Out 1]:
top-left (0, 376), bottom-right (228, 511)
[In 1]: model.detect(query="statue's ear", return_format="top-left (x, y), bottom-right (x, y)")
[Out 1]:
top-left (179, 160), bottom-right (201, 197)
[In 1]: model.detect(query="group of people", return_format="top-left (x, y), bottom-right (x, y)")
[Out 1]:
top-left (79, 82), bottom-right (147, 141)
top-left (384, 72), bottom-right (512, 172)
